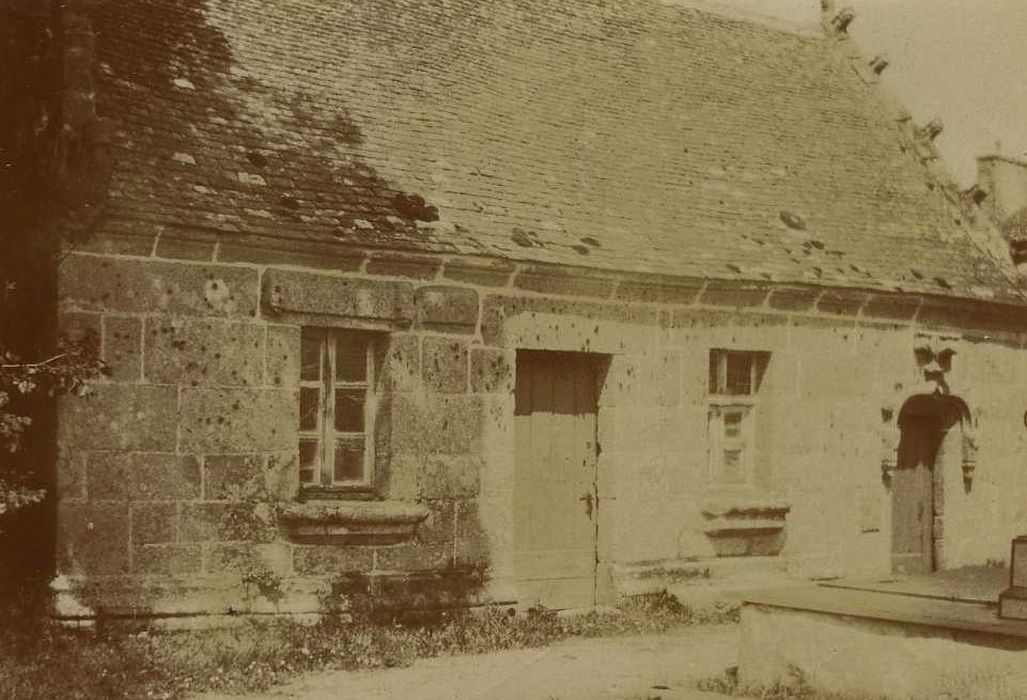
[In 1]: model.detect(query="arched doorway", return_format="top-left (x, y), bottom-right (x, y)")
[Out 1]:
top-left (891, 393), bottom-right (970, 574)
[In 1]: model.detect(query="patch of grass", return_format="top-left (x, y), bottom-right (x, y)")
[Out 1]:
top-left (0, 589), bottom-right (734, 699)
top-left (697, 664), bottom-right (889, 700)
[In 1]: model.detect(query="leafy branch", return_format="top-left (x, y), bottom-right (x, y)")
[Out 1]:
top-left (0, 332), bottom-right (109, 518)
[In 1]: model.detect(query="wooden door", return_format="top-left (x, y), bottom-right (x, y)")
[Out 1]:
top-left (514, 351), bottom-right (599, 609)
top-left (891, 416), bottom-right (938, 574)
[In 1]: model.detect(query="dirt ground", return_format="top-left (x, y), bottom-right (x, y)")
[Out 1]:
top-left (192, 623), bottom-right (742, 700)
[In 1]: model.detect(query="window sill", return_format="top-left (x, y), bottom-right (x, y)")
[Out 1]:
top-left (701, 494), bottom-right (791, 526)
top-left (279, 500), bottom-right (430, 545)
top-left (701, 495), bottom-right (790, 557)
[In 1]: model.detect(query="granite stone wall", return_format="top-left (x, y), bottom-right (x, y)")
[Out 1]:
top-left (54, 229), bottom-right (1027, 620)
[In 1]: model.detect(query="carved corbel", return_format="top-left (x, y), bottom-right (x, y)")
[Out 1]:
top-left (961, 417), bottom-right (979, 485)
top-left (880, 407), bottom-right (900, 483)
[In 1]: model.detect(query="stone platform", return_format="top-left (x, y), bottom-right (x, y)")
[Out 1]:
top-left (736, 567), bottom-right (1027, 700)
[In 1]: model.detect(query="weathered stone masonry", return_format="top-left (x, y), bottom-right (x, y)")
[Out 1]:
top-left (54, 232), bottom-right (1027, 618)
top-left (43, 0), bottom-right (1027, 621)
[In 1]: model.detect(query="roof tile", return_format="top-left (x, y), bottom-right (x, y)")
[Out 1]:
top-left (89, 0), bottom-right (1023, 301)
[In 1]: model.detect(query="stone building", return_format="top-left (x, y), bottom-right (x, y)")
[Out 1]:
top-left (51, 0), bottom-right (1027, 622)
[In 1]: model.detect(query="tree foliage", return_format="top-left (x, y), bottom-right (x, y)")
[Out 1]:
top-left (0, 1), bottom-right (111, 529)
top-left (0, 318), bottom-right (108, 518)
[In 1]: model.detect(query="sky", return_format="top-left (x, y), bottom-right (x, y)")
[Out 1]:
top-left (705, 0), bottom-right (1027, 186)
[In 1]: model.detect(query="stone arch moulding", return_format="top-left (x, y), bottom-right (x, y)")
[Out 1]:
top-left (879, 393), bottom-right (977, 484)
top-left (878, 337), bottom-right (980, 488)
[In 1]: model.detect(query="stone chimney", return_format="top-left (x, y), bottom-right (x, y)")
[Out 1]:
top-left (977, 155), bottom-right (1027, 223)
top-left (976, 155), bottom-right (1027, 265)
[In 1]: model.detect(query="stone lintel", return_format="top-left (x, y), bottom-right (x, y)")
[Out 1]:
top-left (263, 268), bottom-right (414, 326)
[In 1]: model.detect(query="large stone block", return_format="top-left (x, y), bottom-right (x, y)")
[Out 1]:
top-left (58, 384), bottom-right (178, 452)
top-left (105, 315), bottom-right (143, 382)
top-left (389, 394), bottom-right (483, 455)
top-left (204, 454), bottom-right (266, 501)
top-left (375, 541), bottom-right (453, 573)
top-left (56, 448), bottom-right (86, 500)
top-left (133, 544), bottom-right (202, 575)
top-left (442, 259), bottom-right (514, 287)
top-left (419, 455), bottom-right (482, 499)
top-left (58, 502), bottom-right (130, 575)
top-left (862, 294), bottom-right (921, 322)
top-left (615, 278), bottom-right (703, 306)
top-left (265, 452), bottom-right (300, 501)
top-left (388, 453), bottom-right (482, 500)
top-left (917, 298), bottom-right (972, 331)
top-left (59, 312), bottom-right (141, 383)
top-left (59, 254), bottom-right (258, 317)
top-left (470, 348), bottom-right (513, 394)
top-left (455, 500), bottom-right (490, 568)
top-left (87, 452), bottom-right (201, 501)
top-left (615, 351), bottom-right (682, 407)
top-left (767, 286), bottom-right (819, 312)
top-left (414, 285), bottom-right (480, 333)
top-left (816, 289), bottom-right (867, 316)
top-left (262, 269), bottom-right (414, 324)
top-left (180, 502), bottom-right (275, 543)
top-left (422, 337), bottom-right (469, 393)
top-left (698, 280), bottom-right (770, 309)
top-left (513, 266), bottom-right (616, 299)
top-left (369, 568), bottom-right (487, 612)
top-left (293, 544), bottom-right (374, 575)
top-left (365, 254), bottom-right (441, 280)
top-left (58, 311), bottom-right (102, 349)
top-left (265, 324), bottom-right (300, 388)
top-left (480, 394), bottom-right (515, 449)
top-left (132, 502), bottom-right (178, 545)
top-left (381, 454), bottom-right (419, 500)
top-left (382, 334), bottom-right (420, 393)
top-left (144, 318), bottom-right (265, 386)
top-left (480, 294), bottom-right (656, 349)
top-left (207, 542), bottom-right (293, 577)
top-left (179, 388), bottom-right (296, 452)
top-left (413, 500), bottom-right (457, 547)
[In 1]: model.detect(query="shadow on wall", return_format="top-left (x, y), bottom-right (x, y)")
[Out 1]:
top-left (896, 393), bottom-right (971, 484)
top-left (89, 0), bottom-right (444, 247)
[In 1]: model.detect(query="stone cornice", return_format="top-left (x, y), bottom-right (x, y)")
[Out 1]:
top-left (70, 223), bottom-right (1027, 340)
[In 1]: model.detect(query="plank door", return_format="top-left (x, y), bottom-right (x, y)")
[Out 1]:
top-left (514, 351), bottom-right (599, 609)
top-left (891, 416), bottom-right (938, 574)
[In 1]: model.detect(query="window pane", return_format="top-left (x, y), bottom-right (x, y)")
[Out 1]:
top-left (334, 389), bottom-right (365, 432)
top-left (725, 353), bottom-right (752, 395)
top-left (300, 334), bottom-right (322, 381)
top-left (336, 336), bottom-right (368, 383)
top-left (723, 410), bottom-right (744, 438)
top-left (709, 352), bottom-right (721, 394)
top-left (299, 439), bottom-right (320, 485)
top-left (722, 448), bottom-right (744, 483)
top-left (299, 387), bottom-right (321, 431)
top-left (333, 439), bottom-right (365, 483)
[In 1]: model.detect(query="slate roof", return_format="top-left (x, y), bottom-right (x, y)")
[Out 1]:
top-left (90, 0), bottom-right (1023, 301)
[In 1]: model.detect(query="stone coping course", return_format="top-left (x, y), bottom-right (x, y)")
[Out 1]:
top-left (737, 583), bottom-right (1027, 640)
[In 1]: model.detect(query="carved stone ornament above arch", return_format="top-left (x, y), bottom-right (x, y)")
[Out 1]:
top-left (877, 337), bottom-right (980, 487)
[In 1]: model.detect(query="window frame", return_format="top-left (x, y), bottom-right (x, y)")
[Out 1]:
top-left (298, 328), bottom-right (378, 497)
top-left (706, 349), bottom-right (767, 488)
